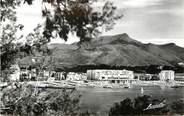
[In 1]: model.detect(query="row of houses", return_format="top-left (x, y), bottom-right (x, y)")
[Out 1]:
top-left (7, 64), bottom-right (184, 82)
top-left (87, 69), bottom-right (184, 83)
top-left (87, 69), bottom-right (135, 83)
top-left (7, 64), bottom-right (87, 81)
top-left (134, 70), bottom-right (175, 81)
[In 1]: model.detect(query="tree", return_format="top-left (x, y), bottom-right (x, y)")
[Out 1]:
top-left (28, 0), bottom-right (123, 44)
top-left (0, 1), bottom-right (49, 79)
top-left (0, 0), bottom-right (27, 81)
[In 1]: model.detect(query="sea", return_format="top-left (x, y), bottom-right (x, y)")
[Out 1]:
top-left (78, 86), bottom-right (184, 115)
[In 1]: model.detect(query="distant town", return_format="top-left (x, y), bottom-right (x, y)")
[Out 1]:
top-left (1, 63), bottom-right (184, 89)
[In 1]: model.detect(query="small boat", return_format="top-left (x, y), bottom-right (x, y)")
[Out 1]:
top-left (141, 87), bottom-right (144, 94)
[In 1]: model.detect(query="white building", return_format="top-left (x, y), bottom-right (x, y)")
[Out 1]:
top-left (66, 72), bottom-right (87, 81)
top-left (159, 70), bottom-right (175, 81)
top-left (87, 69), bottom-right (134, 82)
top-left (30, 68), bottom-right (37, 78)
top-left (174, 73), bottom-right (184, 82)
top-left (9, 64), bottom-right (20, 81)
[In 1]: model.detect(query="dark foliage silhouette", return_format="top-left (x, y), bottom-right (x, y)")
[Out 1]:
top-left (109, 95), bottom-right (170, 116)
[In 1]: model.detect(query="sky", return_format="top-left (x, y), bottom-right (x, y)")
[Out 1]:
top-left (16, 0), bottom-right (184, 47)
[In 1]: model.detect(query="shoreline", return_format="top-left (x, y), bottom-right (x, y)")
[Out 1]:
top-left (1, 80), bottom-right (184, 90)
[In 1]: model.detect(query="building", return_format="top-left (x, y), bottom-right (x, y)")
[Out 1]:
top-left (159, 70), bottom-right (175, 81)
top-left (134, 73), bottom-right (151, 81)
top-left (9, 64), bottom-right (32, 81)
top-left (66, 72), bottom-right (87, 81)
top-left (175, 73), bottom-right (184, 82)
top-left (50, 71), bottom-right (66, 80)
top-left (134, 73), bottom-right (159, 81)
top-left (43, 70), bottom-right (50, 78)
top-left (29, 68), bottom-right (37, 79)
top-left (87, 69), bottom-right (134, 83)
top-left (19, 64), bottom-right (32, 81)
top-left (9, 64), bottom-right (21, 81)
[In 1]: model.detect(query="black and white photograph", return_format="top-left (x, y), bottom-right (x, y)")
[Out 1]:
top-left (0, 0), bottom-right (184, 115)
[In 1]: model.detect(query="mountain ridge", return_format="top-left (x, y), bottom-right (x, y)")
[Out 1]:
top-left (21, 33), bottom-right (184, 68)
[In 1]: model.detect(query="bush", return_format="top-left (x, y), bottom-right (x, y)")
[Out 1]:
top-left (134, 95), bottom-right (151, 114)
top-left (109, 98), bottom-right (134, 116)
top-left (171, 99), bottom-right (184, 114)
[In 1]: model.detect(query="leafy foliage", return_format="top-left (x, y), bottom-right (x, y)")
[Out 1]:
top-left (0, 25), bottom-right (29, 70)
top-left (0, 0), bottom-right (28, 72)
top-left (0, 1), bottom-right (49, 76)
top-left (0, 0), bottom-right (21, 22)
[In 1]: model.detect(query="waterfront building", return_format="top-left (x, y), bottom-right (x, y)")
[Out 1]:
top-left (134, 73), bottom-right (151, 81)
top-left (134, 73), bottom-right (159, 81)
top-left (53, 72), bottom-right (66, 80)
top-left (66, 72), bottom-right (87, 81)
top-left (175, 73), bottom-right (184, 82)
top-left (87, 69), bottom-right (135, 83)
top-left (150, 74), bottom-right (160, 80)
top-left (159, 70), bottom-right (175, 81)
top-left (60, 72), bottom-right (67, 80)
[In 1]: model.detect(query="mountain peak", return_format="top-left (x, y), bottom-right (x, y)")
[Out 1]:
top-left (109, 33), bottom-right (141, 45)
top-left (162, 43), bottom-right (176, 46)
top-left (116, 33), bottom-right (129, 38)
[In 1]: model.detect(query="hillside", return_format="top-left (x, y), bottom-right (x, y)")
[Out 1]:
top-left (20, 33), bottom-right (184, 69)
